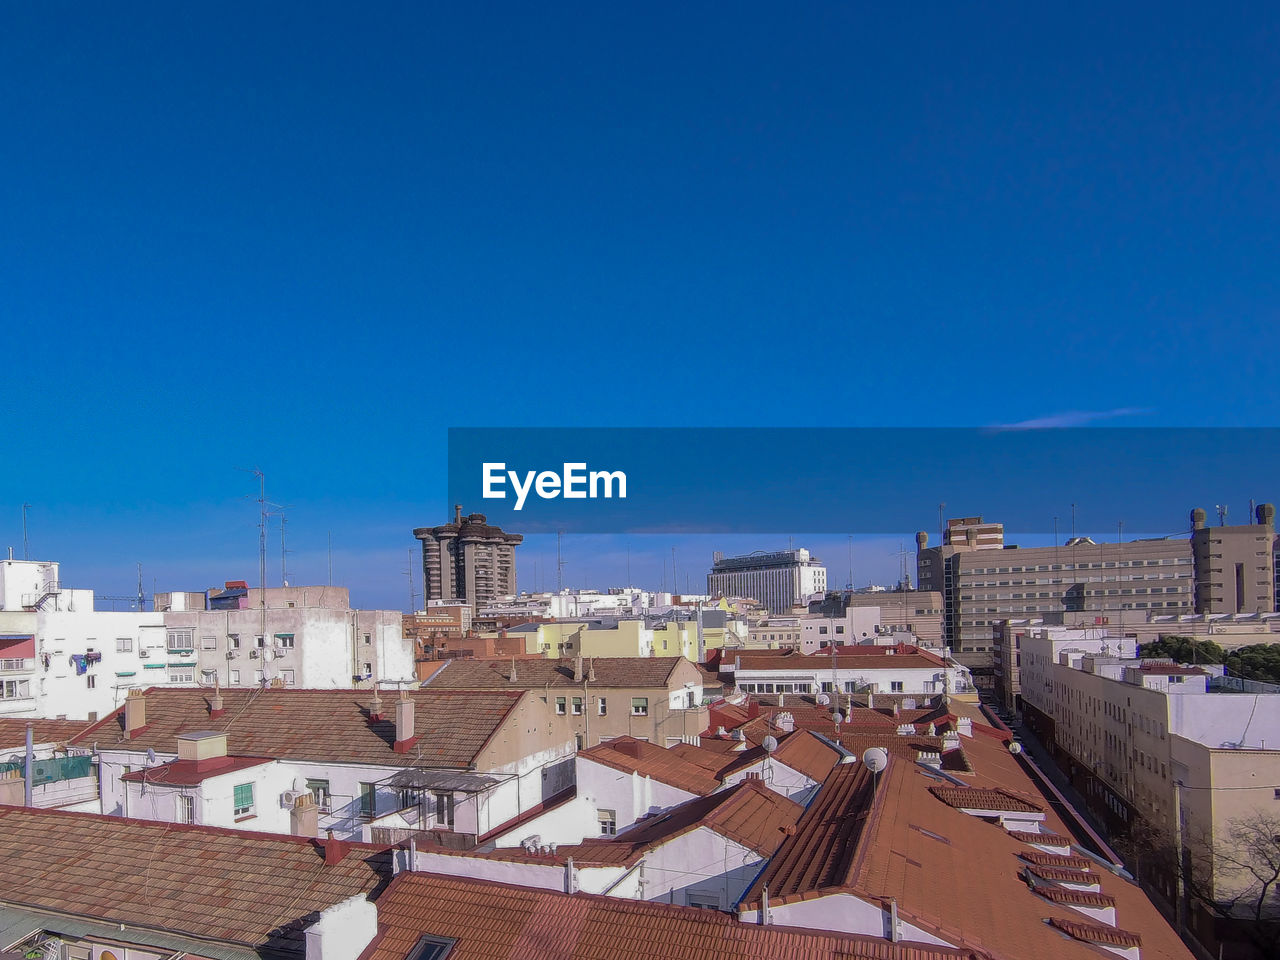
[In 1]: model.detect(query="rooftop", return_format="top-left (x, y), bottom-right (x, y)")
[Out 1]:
top-left (119, 754), bottom-right (274, 786)
top-left (359, 871), bottom-right (984, 960)
top-left (577, 737), bottom-right (724, 795)
top-left (424, 656), bottom-right (693, 689)
top-left (72, 687), bottom-right (530, 769)
top-left (728, 645), bottom-right (951, 672)
top-left (0, 806), bottom-right (391, 957)
top-left (0, 718), bottom-right (93, 749)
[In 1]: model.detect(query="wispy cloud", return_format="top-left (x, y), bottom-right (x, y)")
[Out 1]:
top-left (991, 407), bottom-right (1154, 430)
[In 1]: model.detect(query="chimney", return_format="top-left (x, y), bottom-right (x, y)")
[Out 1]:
top-left (369, 691), bottom-right (384, 722)
top-left (454, 504), bottom-right (462, 524)
top-left (210, 690), bottom-right (225, 719)
top-left (747, 700), bottom-right (760, 719)
top-left (573, 656), bottom-right (584, 682)
top-left (124, 688), bottom-right (147, 738)
top-left (775, 712), bottom-right (795, 734)
top-left (291, 793), bottom-right (320, 837)
top-left (177, 730), bottom-right (229, 769)
top-left (304, 894), bottom-right (378, 960)
top-left (323, 829), bottom-right (351, 866)
top-left (587, 658), bottom-right (596, 682)
top-left (393, 691), bottom-right (417, 753)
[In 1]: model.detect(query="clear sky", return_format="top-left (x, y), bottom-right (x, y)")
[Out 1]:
top-left (3, 2), bottom-right (1278, 609)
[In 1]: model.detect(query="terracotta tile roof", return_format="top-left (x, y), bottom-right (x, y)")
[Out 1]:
top-left (1033, 887), bottom-right (1116, 909)
top-left (741, 761), bottom-right (878, 906)
top-left (1019, 851), bottom-right (1096, 870)
top-left (1008, 829), bottom-right (1073, 846)
top-left (119, 754), bottom-right (273, 786)
top-left (72, 686), bottom-right (528, 769)
top-left (833, 733), bottom-right (972, 773)
top-left (0, 718), bottom-right (93, 749)
top-left (359, 871), bottom-right (984, 960)
top-left (1136, 662), bottom-right (1206, 676)
top-left (425, 656), bottom-right (689, 689)
top-left (928, 786), bottom-right (1043, 814)
top-left (769, 730), bottom-right (845, 780)
top-left (577, 737), bottom-right (722, 795)
top-left (0, 806), bottom-right (391, 955)
top-left (1025, 865), bottom-right (1098, 885)
top-left (1047, 918), bottom-right (1142, 949)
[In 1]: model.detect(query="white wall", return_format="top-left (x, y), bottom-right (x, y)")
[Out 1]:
top-left (38, 609), bottom-right (174, 720)
top-left (576, 756), bottom-right (698, 833)
top-left (741, 892), bottom-right (956, 946)
top-left (640, 828), bottom-right (763, 909)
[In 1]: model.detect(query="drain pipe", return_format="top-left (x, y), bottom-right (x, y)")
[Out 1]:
top-left (24, 722), bottom-right (34, 806)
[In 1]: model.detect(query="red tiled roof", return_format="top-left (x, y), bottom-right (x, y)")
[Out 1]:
top-left (741, 760), bottom-right (877, 906)
top-left (1047, 918), bottom-right (1142, 949)
top-left (119, 754), bottom-right (273, 786)
top-left (1008, 829), bottom-right (1073, 846)
top-left (72, 686), bottom-right (531, 769)
top-left (0, 806), bottom-right (391, 954)
top-left (425, 656), bottom-right (691, 689)
top-left (359, 871), bottom-right (984, 960)
top-left (578, 737), bottom-right (722, 795)
top-left (929, 786), bottom-right (1043, 814)
top-left (1025, 865), bottom-right (1097, 885)
top-left (1136, 663), bottom-right (1207, 676)
top-left (1033, 887), bottom-right (1116, 909)
top-left (1019, 851), bottom-right (1096, 870)
top-left (0, 718), bottom-right (92, 749)
top-left (769, 730), bottom-right (845, 780)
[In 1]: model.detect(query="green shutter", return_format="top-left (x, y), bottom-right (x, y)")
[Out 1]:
top-left (233, 783), bottom-right (254, 810)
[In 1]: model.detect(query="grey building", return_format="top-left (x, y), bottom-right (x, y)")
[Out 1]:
top-left (1190, 503), bottom-right (1276, 614)
top-left (414, 506), bottom-right (521, 609)
top-left (707, 549), bottom-right (826, 615)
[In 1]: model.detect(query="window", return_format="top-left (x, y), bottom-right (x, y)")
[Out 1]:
top-left (687, 893), bottom-right (720, 910)
top-left (362, 662), bottom-right (372, 677)
top-left (233, 783), bottom-right (255, 818)
top-left (597, 809), bottom-right (617, 836)
top-left (167, 629), bottom-right (193, 651)
top-left (276, 634), bottom-right (295, 648)
top-left (169, 668), bottom-right (195, 683)
top-left (201, 636), bottom-right (216, 650)
top-left (229, 669), bottom-right (241, 685)
top-left (598, 697), bottom-right (607, 716)
top-left (306, 778), bottom-right (332, 810)
top-left (819, 626), bottom-right (828, 635)
top-left (555, 697), bottom-right (567, 715)
top-left (400, 787), bottom-right (424, 811)
top-left (253, 669), bottom-right (264, 683)
top-left (364, 633), bottom-right (372, 645)
top-left (835, 625), bottom-right (845, 634)
top-left (575, 732), bottom-right (585, 750)
top-left (229, 634), bottom-right (241, 649)
top-left (255, 635), bottom-right (266, 649)
top-left (434, 792), bottom-right (455, 828)
top-left (87, 675), bottom-right (97, 689)
top-left (572, 696), bottom-right (583, 716)
top-left (116, 637), bottom-right (132, 653)
top-left (360, 782), bottom-right (377, 818)
top-left (177, 794), bottom-right (195, 824)
top-left (281, 669), bottom-right (296, 685)
top-left (631, 697), bottom-right (649, 716)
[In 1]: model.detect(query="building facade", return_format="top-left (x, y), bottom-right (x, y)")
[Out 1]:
top-left (414, 506), bottom-right (522, 609)
top-left (707, 549), bottom-right (826, 615)
top-left (1190, 504), bottom-right (1276, 614)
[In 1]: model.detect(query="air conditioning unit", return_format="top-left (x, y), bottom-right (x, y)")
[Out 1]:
top-left (249, 650), bottom-right (260, 659)
top-left (225, 651), bottom-right (236, 660)
top-left (280, 789), bottom-right (307, 808)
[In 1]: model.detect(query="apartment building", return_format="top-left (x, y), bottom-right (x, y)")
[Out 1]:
top-left (423, 655), bottom-right (707, 747)
top-left (156, 582), bottom-right (412, 689)
top-left (918, 519), bottom-right (1194, 690)
top-left (414, 505), bottom-right (521, 608)
top-left (707, 549), bottom-right (827, 615)
top-left (1018, 630), bottom-right (1280, 955)
top-left (721, 644), bottom-right (973, 698)
top-left (1190, 504), bottom-right (1276, 614)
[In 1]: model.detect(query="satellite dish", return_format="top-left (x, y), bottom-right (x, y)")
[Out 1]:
top-left (145, 748), bottom-right (157, 764)
top-left (762, 735), bottom-right (779, 754)
top-left (832, 712), bottom-right (844, 725)
top-left (1009, 742), bottom-right (1024, 755)
top-left (816, 694), bottom-right (830, 706)
top-left (861, 747), bottom-right (889, 773)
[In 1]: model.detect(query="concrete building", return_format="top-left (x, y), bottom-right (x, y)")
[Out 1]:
top-left (1017, 630), bottom-right (1280, 956)
top-left (720, 645), bottom-right (973, 698)
top-left (918, 519), bottom-right (1194, 691)
top-left (155, 582), bottom-right (413, 690)
top-left (1190, 504), bottom-right (1276, 614)
top-left (422, 656), bottom-right (708, 748)
top-left (414, 506), bottom-right (521, 609)
top-left (707, 549), bottom-right (826, 615)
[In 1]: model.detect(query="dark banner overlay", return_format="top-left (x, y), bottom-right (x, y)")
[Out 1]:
top-left (447, 427), bottom-right (1280, 535)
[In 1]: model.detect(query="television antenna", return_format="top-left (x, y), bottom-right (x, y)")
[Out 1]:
top-left (1216, 504), bottom-right (1229, 527)
top-left (21, 503), bottom-right (30, 560)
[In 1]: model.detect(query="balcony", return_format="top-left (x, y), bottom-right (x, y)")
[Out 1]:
top-left (0, 658), bottom-right (34, 674)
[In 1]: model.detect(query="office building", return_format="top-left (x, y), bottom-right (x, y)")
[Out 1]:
top-left (707, 549), bottom-right (826, 615)
top-left (414, 505), bottom-right (522, 609)
top-left (1190, 504), bottom-right (1276, 614)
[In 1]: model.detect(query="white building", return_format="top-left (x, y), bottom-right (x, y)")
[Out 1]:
top-left (723, 645), bottom-right (972, 697)
top-left (707, 549), bottom-right (827, 615)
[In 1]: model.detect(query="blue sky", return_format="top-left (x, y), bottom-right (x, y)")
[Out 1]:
top-left (2, 2), bottom-right (1278, 609)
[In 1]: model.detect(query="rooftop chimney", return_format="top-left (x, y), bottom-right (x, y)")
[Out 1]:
top-left (393, 691), bottom-right (417, 753)
top-left (454, 504), bottom-right (462, 524)
top-left (587, 658), bottom-right (596, 682)
top-left (573, 656), bottom-right (584, 682)
top-left (177, 730), bottom-right (229, 768)
top-left (210, 690), bottom-right (225, 719)
top-left (291, 792), bottom-right (319, 838)
top-left (124, 689), bottom-right (147, 738)
top-left (369, 691), bottom-right (384, 722)
top-left (324, 829), bottom-right (352, 866)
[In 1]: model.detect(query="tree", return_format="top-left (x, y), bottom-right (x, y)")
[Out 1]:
top-left (1139, 635), bottom-right (1226, 665)
top-left (1225, 644), bottom-right (1280, 686)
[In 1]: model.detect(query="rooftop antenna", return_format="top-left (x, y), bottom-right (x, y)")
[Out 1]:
top-left (405, 547), bottom-right (417, 613)
top-left (1216, 504), bottom-right (1229, 527)
top-left (237, 467), bottom-right (268, 646)
top-left (626, 544), bottom-right (631, 587)
top-left (557, 531), bottom-right (565, 593)
top-left (21, 503), bottom-right (30, 560)
top-left (938, 503), bottom-right (945, 540)
top-left (328, 531), bottom-right (333, 586)
top-left (847, 535), bottom-right (854, 592)
top-left (671, 546), bottom-right (678, 594)
top-left (137, 562), bottom-right (145, 612)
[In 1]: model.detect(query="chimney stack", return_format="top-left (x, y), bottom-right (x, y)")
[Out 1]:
top-left (210, 690), bottom-right (225, 719)
top-left (124, 688), bottom-right (147, 738)
top-left (393, 691), bottom-right (417, 753)
top-left (323, 829), bottom-right (351, 866)
top-left (369, 691), bottom-right (384, 722)
top-left (291, 793), bottom-right (320, 837)
top-left (573, 656), bottom-right (584, 682)
top-left (454, 504), bottom-right (462, 524)
top-left (587, 658), bottom-right (596, 682)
